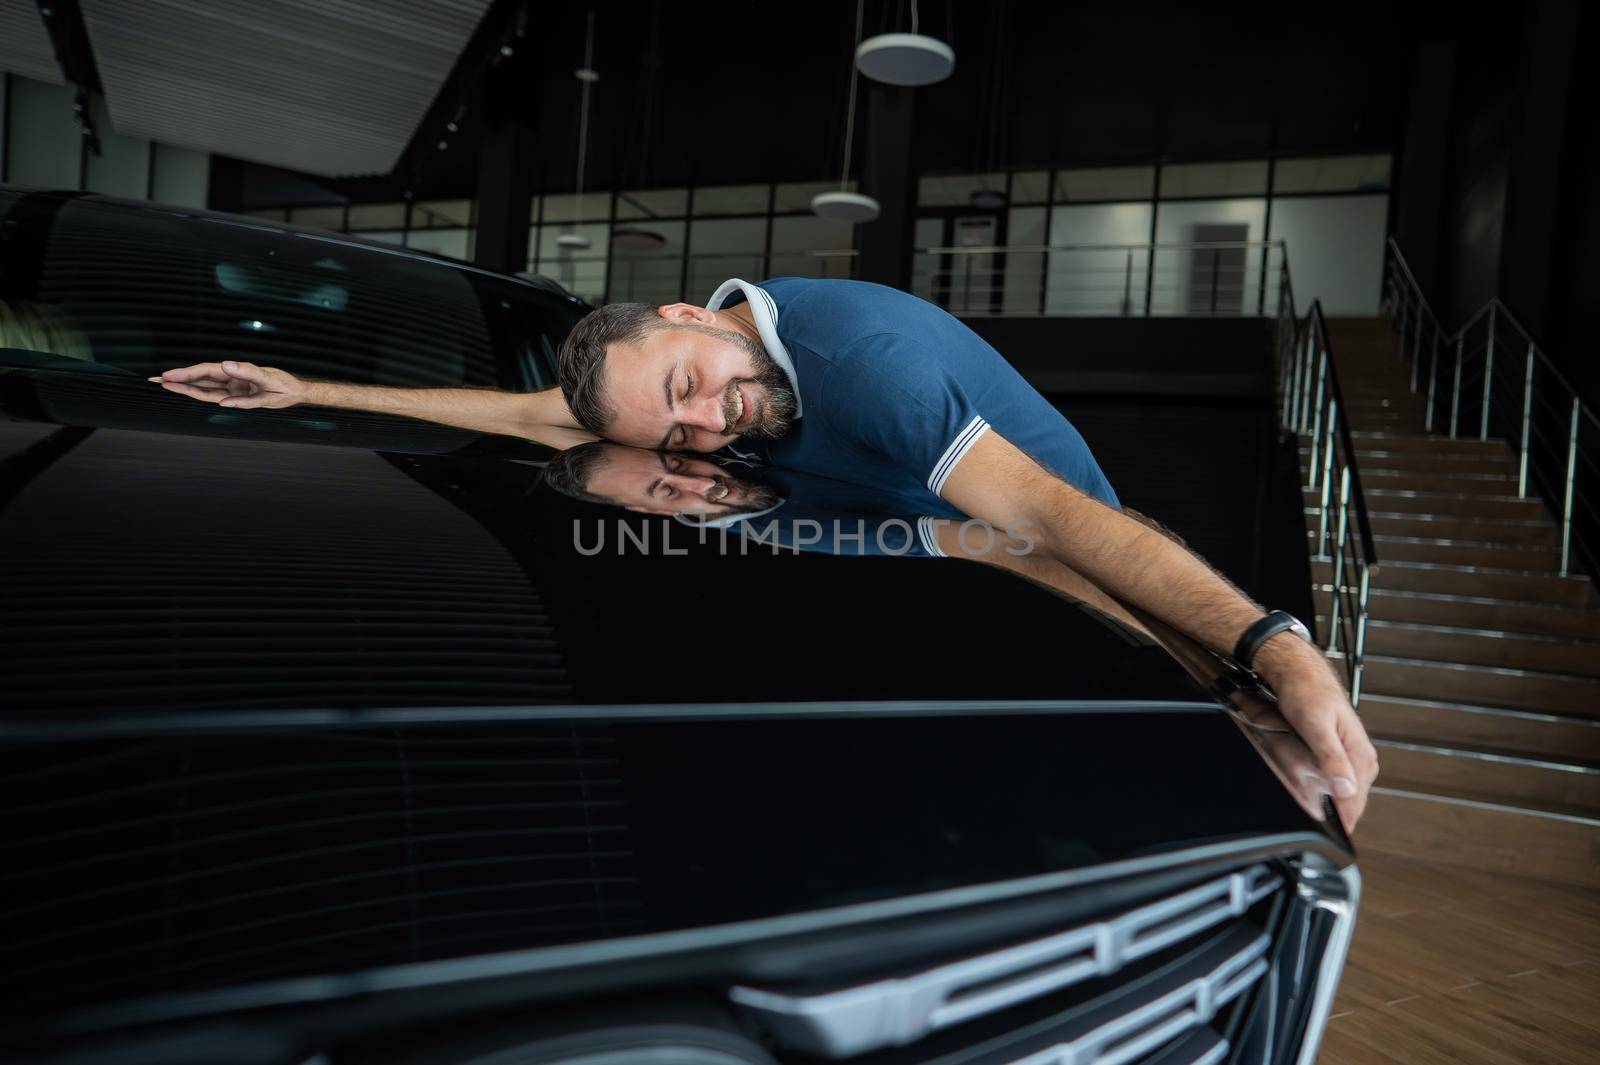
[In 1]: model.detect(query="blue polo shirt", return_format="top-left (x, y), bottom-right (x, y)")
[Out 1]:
top-left (707, 278), bottom-right (1119, 509)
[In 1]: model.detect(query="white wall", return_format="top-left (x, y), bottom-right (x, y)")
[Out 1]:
top-left (1267, 194), bottom-right (1388, 315)
top-left (3, 73), bottom-right (209, 207)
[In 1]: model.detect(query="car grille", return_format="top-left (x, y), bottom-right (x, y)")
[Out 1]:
top-left (730, 858), bottom-right (1358, 1065)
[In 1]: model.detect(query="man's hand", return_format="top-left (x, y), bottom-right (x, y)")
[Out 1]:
top-left (1252, 632), bottom-right (1379, 829)
top-left (151, 361), bottom-right (306, 409)
top-left (942, 429), bottom-right (1378, 830)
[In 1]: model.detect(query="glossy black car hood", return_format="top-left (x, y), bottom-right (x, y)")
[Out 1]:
top-left (1, 368), bottom-right (1211, 722)
top-left (0, 369), bottom-right (1349, 1038)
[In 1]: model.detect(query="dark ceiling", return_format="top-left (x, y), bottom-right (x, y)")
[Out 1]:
top-left (236, 0), bottom-right (1451, 208)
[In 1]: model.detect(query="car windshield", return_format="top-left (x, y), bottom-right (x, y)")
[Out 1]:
top-left (0, 190), bottom-right (583, 390)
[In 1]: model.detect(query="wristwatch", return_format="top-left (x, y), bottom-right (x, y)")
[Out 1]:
top-left (1232, 610), bottom-right (1312, 671)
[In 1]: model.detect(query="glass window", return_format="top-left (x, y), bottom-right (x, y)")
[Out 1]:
top-left (405, 227), bottom-right (472, 261)
top-left (288, 206), bottom-right (346, 231)
top-left (1054, 167), bottom-right (1156, 203)
top-left (616, 188), bottom-right (689, 220)
top-left (1009, 171), bottom-right (1051, 205)
top-left (693, 184), bottom-right (770, 216)
top-left (1003, 206), bottom-right (1049, 313)
top-left (910, 217), bottom-right (947, 303)
top-left (608, 219), bottom-right (685, 306)
top-left (347, 203), bottom-right (408, 231)
top-left (773, 181), bottom-right (856, 213)
top-left (150, 143), bottom-right (209, 209)
top-left (246, 209), bottom-right (289, 222)
top-left (770, 216), bottom-right (856, 281)
top-left (533, 223), bottom-right (608, 305)
top-left (356, 230), bottom-right (405, 247)
top-left (917, 173), bottom-right (1008, 208)
top-left (1271, 154), bottom-right (1392, 194)
top-left (1158, 161), bottom-right (1269, 199)
top-left (1268, 194), bottom-right (1388, 314)
top-left (1046, 203), bottom-right (1156, 315)
top-left (412, 199), bottom-right (472, 228)
top-left (1151, 198), bottom-right (1269, 315)
top-left (688, 218), bottom-right (766, 295)
top-left (541, 193), bottom-right (607, 225)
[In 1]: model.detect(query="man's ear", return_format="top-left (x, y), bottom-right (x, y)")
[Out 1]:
top-left (657, 303), bottom-right (715, 327)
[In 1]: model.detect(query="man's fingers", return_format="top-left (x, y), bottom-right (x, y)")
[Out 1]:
top-left (159, 363), bottom-right (230, 384)
top-left (218, 392), bottom-right (271, 409)
top-left (221, 360), bottom-right (272, 388)
top-left (160, 381), bottom-right (231, 404)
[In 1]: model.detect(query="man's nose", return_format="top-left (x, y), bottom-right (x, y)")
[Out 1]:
top-left (685, 391), bottom-right (728, 432)
top-left (667, 473), bottom-right (722, 496)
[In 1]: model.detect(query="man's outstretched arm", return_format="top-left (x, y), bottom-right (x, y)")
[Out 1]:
top-left (153, 361), bottom-right (598, 449)
top-left (941, 430), bottom-right (1378, 829)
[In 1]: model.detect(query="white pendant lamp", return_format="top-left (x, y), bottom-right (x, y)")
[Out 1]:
top-left (855, 1), bottom-right (954, 86)
top-left (812, 0), bottom-right (880, 224)
top-left (559, 12), bottom-right (598, 252)
top-left (969, 188), bottom-right (1006, 209)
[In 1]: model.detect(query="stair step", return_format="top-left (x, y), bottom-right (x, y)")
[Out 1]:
top-left (1324, 509), bottom-right (1559, 546)
top-left (1314, 531), bottom-right (1559, 570)
top-left (1348, 488), bottom-right (1548, 518)
top-left (1345, 432), bottom-right (1512, 457)
top-left (1357, 787), bottom-right (1600, 888)
top-left (1312, 557), bottom-right (1594, 604)
top-left (1373, 740), bottom-right (1600, 816)
top-left (1358, 694), bottom-right (1600, 763)
top-left (1351, 619), bottom-right (1600, 678)
top-left (1361, 654), bottom-right (1600, 717)
top-left (1298, 447), bottom-right (1515, 475)
top-left (1356, 468), bottom-right (1523, 493)
top-left (1322, 587), bottom-right (1600, 640)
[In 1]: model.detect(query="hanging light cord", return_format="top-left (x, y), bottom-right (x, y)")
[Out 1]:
top-left (911, 0), bottom-right (920, 34)
top-left (839, 0), bottom-right (865, 191)
top-left (573, 10), bottom-right (596, 229)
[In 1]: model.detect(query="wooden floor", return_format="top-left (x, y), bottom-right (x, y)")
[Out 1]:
top-left (1319, 850), bottom-right (1600, 1064)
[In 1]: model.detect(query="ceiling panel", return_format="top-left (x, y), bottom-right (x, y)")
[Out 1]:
top-left (0, 3), bottom-right (65, 84)
top-left (81, 0), bottom-right (491, 176)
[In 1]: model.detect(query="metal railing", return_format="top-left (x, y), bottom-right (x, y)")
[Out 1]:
top-left (913, 240), bottom-right (1289, 318)
top-left (1383, 238), bottom-right (1597, 578)
top-left (1275, 257), bottom-right (1378, 703)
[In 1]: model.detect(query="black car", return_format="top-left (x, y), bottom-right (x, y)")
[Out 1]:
top-left (0, 188), bottom-right (1356, 1065)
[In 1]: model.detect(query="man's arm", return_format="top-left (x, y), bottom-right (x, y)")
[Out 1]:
top-left (941, 430), bottom-right (1378, 829)
top-left (153, 361), bottom-right (598, 449)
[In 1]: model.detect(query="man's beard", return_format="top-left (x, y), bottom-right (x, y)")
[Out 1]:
top-left (705, 474), bottom-right (783, 516)
top-left (711, 326), bottom-right (797, 440)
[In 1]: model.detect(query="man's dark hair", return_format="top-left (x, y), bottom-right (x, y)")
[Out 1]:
top-left (556, 302), bottom-right (671, 434)
top-left (539, 442), bottom-right (614, 505)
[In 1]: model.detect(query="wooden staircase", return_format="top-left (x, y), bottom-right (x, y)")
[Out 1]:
top-left (1304, 317), bottom-right (1600, 887)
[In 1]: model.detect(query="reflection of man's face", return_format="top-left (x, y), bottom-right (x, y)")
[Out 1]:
top-left (600, 313), bottom-right (797, 452)
top-left (585, 445), bottom-right (781, 517)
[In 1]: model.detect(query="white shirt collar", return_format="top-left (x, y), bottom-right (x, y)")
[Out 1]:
top-left (705, 278), bottom-right (803, 420)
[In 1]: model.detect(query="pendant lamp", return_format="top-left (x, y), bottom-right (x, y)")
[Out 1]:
top-left (855, 0), bottom-right (954, 86)
top-left (813, 0), bottom-right (880, 223)
top-left (558, 12), bottom-right (598, 251)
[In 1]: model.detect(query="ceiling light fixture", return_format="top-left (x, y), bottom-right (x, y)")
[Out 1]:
top-left (813, 0), bottom-right (879, 224)
top-left (559, 11), bottom-right (598, 252)
top-left (854, 0), bottom-right (954, 87)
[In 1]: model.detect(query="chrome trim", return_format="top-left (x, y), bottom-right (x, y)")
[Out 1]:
top-left (1371, 785), bottom-right (1600, 827)
top-left (1002, 930), bottom-right (1268, 1065)
top-left (1291, 855), bottom-right (1361, 1065)
top-left (729, 866), bottom-right (1278, 1057)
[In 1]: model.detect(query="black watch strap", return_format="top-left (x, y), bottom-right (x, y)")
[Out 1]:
top-left (1233, 610), bottom-right (1310, 670)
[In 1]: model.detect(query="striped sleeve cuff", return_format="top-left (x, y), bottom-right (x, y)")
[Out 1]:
top-left (927, 415), bottom-right (991, 497)
top-left (917, 516), bottom-right (948, 557)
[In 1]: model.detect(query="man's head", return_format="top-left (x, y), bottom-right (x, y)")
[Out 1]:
top-left (556, 301), bottom-right (796, 451)
top-left (541, 441), bottom-right (782, 517)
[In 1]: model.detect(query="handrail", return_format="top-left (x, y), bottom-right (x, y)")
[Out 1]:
top-left (1384, 238), bottom-right (1597, 577)
top-left (1275, 256), bottom-right (1378, 704)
